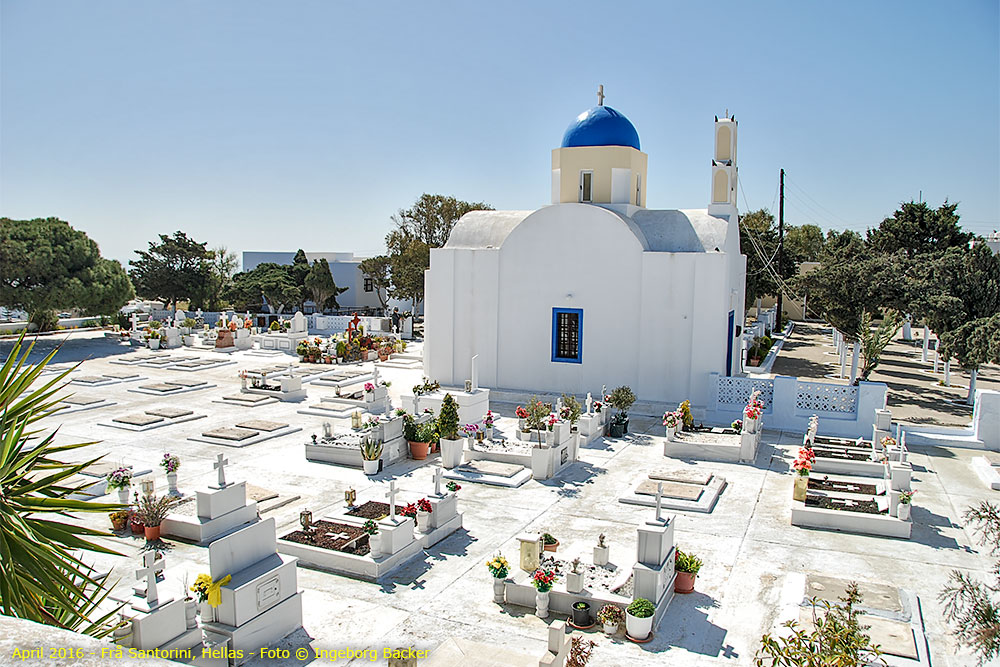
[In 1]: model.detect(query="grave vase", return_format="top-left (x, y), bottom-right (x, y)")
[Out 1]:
top-left (112, 621), bottom-right (133, 648)
top-left (744, 417), bottom-right (758, 434)
top-left (518, 418), bottom-right (526, 432)
top-left (484, 426), bottom-right (493, 440)
top-left (897, 503), bottom-right (911, 521)
top-left (166, 472), bottom-right (179, 496)
top-left (793, 475), bottom-right (809, 501)
top-left (492, 577), bottom-right (506, 603)
top-left (117, 487), bottom-right (130, 505)
top-left (535, 590), bottom-right (550, 618)
top-left (566, 571), bottom-right (584, 594)
top-left (199, 601), bottom-right (216, 623)
top-left (369, 531), bottom-right (382, 557)
top-left (184, 599), bottom-right (198, 630)
top-left (149, 338), bottom-right (161, 350)
top-left (593, 545), bottom-right (609, 566)
top-left (665, 425), bottom-right (676, 441)
top-left (416, 510), bottom-right (431, 533)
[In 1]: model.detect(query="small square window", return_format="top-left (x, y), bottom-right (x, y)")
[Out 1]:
top-left (551, 308), bottom-right (582, 363)
top-left (364, 278), bottom-right (374, 292)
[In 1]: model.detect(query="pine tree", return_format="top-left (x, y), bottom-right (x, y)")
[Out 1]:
top-left (438, 393), bottom-right (460, 440)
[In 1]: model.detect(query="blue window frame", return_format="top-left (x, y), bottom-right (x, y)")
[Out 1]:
top-left (551, 308), bottom-right (583, 363)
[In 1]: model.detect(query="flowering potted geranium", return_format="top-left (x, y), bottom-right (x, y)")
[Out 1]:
top-left (485, 553), bottom-right (510, 603)
top-left (363, 519), bottom-right (381, 556)
top-left (415, 498), bottom-right (433, 532)
top-left (791, 446), bottom-right (815, 501)
top-left (532, 568), bottom-right (557, 618)
top-left (515, 405), bottom-right (529, 432)
top-left (597, 604), bottom-right (624, 635)
top-left (106, 467), bottom-right (133, 504)
top-left (160, 453), bottom-right (181, 496)
top-left (663, 411), bottom-right (681, 440)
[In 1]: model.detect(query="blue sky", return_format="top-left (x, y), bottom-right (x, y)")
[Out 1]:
top-left (1, 1), bottom-right (997, 266)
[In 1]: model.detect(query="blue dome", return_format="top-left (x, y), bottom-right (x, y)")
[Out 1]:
top-left (561, 106), bottom-right (640, 150)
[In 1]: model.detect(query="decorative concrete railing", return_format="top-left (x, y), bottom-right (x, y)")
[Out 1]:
top-left (705, 373), bottom-right (886, 439)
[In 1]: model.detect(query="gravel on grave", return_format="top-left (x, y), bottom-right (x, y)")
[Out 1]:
top-left (539, 555), bottom-right (628, 596)
top-left (673, 429), bottom-right (740, 445)
top-left (281, 520), bottom-right (370, 555)
top-left (808, 477), bottom-right (878, 495)
top-left (471, 438), bottom-right (532, 454)
top-left (345, 501), bottom-right (405, 520)
top-left (316, 433), bottom-right (364, 448)
top-left (806, 495), bottom-right (883, 515)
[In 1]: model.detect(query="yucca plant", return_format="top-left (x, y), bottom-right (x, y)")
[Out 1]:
top-left (0, 333), bottom-right (124, 636)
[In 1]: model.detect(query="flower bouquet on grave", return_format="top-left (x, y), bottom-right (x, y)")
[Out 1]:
top-left (483, 410), bottom-right (495, 428)
top-left (485, 554), bottom-right (510, 579)
top-left (899, 490), bottom-right (915, 504)
top-left (515, 406), bottom-right (529, 431)
top-left (364, 382), bottom-right (375, 394)
top-left (880, 435), bottom-right (896, 450)
top-left (731, 419), bottom-right (743, 434)
top-left (415, 498), bottom-right (433, 532)
top-left (462, 423), bottom-right (482, 441)
top-left (160, 453), bottom-right (180, 474)
top-left (446, 481), bottom-right (461, 493)
top-left (663, 411), bottom-right (681, 429)
top-left (532, 568), bottom-right (557, 593)
top-left (546, 415), bottom-right (558, 432)
top-left (106, 467), bottom-right (132, 491)
top-left (400, 503), bottom-right (418, 519)
top-left (678, 400), bottom-right (694, 430)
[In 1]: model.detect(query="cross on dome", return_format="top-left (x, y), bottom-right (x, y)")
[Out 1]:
top-left (597, 84), bottom-right (605, 106)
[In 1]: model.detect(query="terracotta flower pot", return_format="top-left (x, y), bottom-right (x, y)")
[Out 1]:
top-left (543, 539), bottom-right (559, 552)
top-left (674, 571), bottom-right (697, 594)
top-left (144, 525), bottom-right (161, 541)
top-left (110, 515), bottom-right (128, 531)
top-left (409, 441), bottom-right (430, 460)
top-left (130, 519), bottom-right (145, 535)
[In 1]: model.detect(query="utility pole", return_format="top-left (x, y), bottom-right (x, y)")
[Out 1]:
top-left (776, 168), bottom-right (785, 331)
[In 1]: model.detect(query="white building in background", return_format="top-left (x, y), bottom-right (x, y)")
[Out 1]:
top-left (423, 95), bottom-right (747, 406)
top-left (241, 251), bottom-right (385, 312)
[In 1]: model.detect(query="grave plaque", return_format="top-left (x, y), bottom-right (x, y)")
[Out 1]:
top-left (163, 379), bottom-right (206, 388)
top-left (203, 427), bottom-right (258, 442)
top-left (102, 371), bottom-right (139, 379)
top-left (146, 407), bottom-right (194, 418)
top-left (236, 420), bottom-right (288, 432)
top-left (649, 469), bottom-right (713, 486)
top-left (113, 414), bottom-right (165, 427)
top-left (635, 479), bottom-right (704, 501)
top-left (139, 383), bottom-right (184, 393)
top-left (62, 396), bottom-right (103, 406)
top-left (457, 460), bottom-right (524, 478)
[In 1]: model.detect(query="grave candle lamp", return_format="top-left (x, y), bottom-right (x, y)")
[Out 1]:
top-left (351, 410), bottom-right (362, 430)
top-left (344, 488), bottom-right (357, 507)
top-left (299, 509), bottom-right (313, 534)
top-left (141, 479), bottom-right (155, 497)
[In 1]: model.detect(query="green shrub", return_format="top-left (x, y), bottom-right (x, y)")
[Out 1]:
top-left (438, 393), bottom-right (460, 440)
top-left (608, 386), bottom-right (636, 417)
top-left (675, 549), bottom-right (703, 574)
top-left (542, 532), bottom-right (557, 545)
top-left (626, 598), bottom-right (655, 618)
top-left (147, 320), bottom-right (161, 330)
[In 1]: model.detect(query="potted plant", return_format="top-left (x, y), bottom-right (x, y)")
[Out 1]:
top-left (597, 604), bottom-right (624, 636)
top-left (515, 405), bottom-right (529, 432)
top-left (363, 519), bottom-right (382, 556)
top-left (572, 601), bottom-right (592, 628)
top-left (678, 400), bottom-right (694, 431)
top-left (607, 385), bottom-right (636, 437)
top-left (674, 549), bottom-right (703, 593)
top-left (532, 567), bottom-right (557, 618)
top-left (106, 467), bottom-right (133, 504)
top-left (160, 453), bottom-right (180, 496)
top-left (136, 493), bottom-right (174, 542)
top-left (663, 411), bottom-right (681, 441)
top-left (361, 437), bottom-right (383, 475)
top-left (561, 394), bottom-right (582, 432)
top-left (296, 341), bottom-right (308, 359)
top-left (542, 532), bottom-right (559, 552)
top-left (485, 553), bottom-right (510, 603)
top-left (147, 330), bottom-right (161, 349)
top-left (415, 498), bottom-right (433, 532)
top-left (109, 510), bottom-right (129, 531)
top-left (408, 421), bottom-right (436, 460)
top-left (897, 490), bottom-right (915, 521)
top-left (792, 447), bottom-right (814, 501)
top-left (625, 598), bottom-right (655, 640)
top-left (594, 533), bottom-right (609, 566)
top-left (482, 410), bottom-right (496, 440)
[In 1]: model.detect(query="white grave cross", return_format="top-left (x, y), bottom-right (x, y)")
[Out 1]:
top-left (385, 481), bottom-right (399, 522)
top-left (433, 466), bottom-right (443, 497)
top-left (135, 551), bottom-right (160, 607)
top-left (214, 453), bottom-right (229, 488)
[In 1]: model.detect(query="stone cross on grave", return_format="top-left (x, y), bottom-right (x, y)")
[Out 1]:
top-left (647, 482), bottom-right (667, 526)
top-left (372, 365), bottom-right (380, 386)
top-left (432, 466), bottom-right (444, 497)
top-left (385, 481), bottom-right (399, 522)
top-left (213, 453), bottom-right (229, 488)
top-left (586, 392), bottom-right (593, 414)
top-left (135, 551), bottom-right (160, 607)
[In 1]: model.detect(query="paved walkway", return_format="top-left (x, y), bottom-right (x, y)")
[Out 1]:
top-left (771, 322), bottom-right (999, 427)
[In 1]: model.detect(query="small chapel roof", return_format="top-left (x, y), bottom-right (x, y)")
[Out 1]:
top-left (561, 106), bottom-right (641, 151)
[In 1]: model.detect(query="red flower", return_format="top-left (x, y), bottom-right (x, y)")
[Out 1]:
top-left (515, 406), bottom-right (529, 419)
top-left (401, 503), bottom-right (417, 518)
top-left (416, 498), bottom-right (433, 513)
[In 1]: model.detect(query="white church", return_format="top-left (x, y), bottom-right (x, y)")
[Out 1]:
top-left (424, 91), bottom-right (747, 407)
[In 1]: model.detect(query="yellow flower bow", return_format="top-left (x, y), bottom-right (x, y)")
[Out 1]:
top-left (206, 574), bottom-right (232, 607)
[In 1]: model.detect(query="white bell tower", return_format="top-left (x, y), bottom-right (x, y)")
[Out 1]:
top-left (708, 114), bottom-right (738, 217)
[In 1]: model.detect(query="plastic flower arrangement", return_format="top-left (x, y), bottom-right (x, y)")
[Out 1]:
top-left (416, 498), bottom-right (433, 513)
top-left (731, 419), bottom-right (743, 433)
top-left (190, 574), bottom-right (212, 603)
top-left (106, 467), bottom-right (133, 491)
top-left (532, 568), bottom-right (557, 592)
top-left (462, 423), bottom-right (481, 437)
top-left (798, 446), bottom-right (816, 463)
top-left (593, 401), bottom-right (602, 412)
top-left (160, 453), bottom-right (180, 474)
top-left (364, 382), bottom-right (375, 393)
top-left (486, 554), bottom-right (510, 578)
top-left (483, 410), bottom-right (495, 427)
top-left (400, 503), bottom-right (417, 518)
top-left (663, 411), bottom-right (681, 428)
top-left (880, 436), bottom-right (897, 449)
top-left (678, 400), bottom-right (694, 429)
top-left (560, 405), bottom-right (571, 420)
top-left (446, 481), bottom-right (461, 493)
top-left (362, 417), bottom-right (381, 430)
top-left (362, 519), bottom-right (378, 535)
top-left (515, 406), bottom-right (529, 419)
top-left (899, 490), bottom-right (915, 504)
top-left (792, 456), bottom-right (813, 477)
top-left (546, 415), bottom-right (558, 430)
top-left (744, 390), bottom-right (764, 420)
